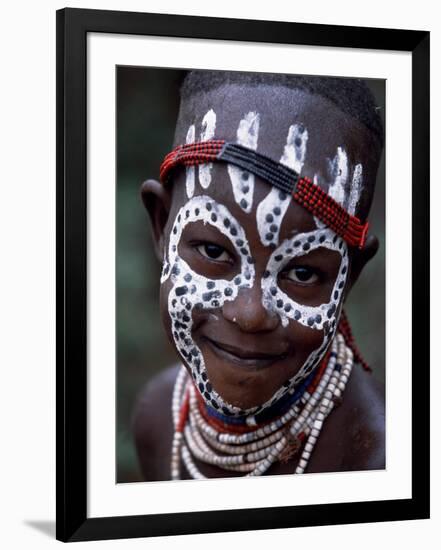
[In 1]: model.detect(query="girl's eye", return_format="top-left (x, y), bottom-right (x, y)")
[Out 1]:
top-left (285, 266), bottom-right (319, 285)
top-left (196, 243), bottom-right (232, 263)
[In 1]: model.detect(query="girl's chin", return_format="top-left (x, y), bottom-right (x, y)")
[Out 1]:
top-left (196, 340), bottom-right (300, 412)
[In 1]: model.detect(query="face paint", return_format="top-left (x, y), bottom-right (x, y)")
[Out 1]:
top-left (227, 111), bottom-right (260, 213)
top-left (198, 109), bottom-right (217, 189)
top-left (261, 229), bottom-right (348, 330)
top-left (256, 188), bottom-right (291, 248)
top-left (162, 195), bottom-right (257, 416)
top-left (256, 139), bottom-right (353, 404)
top-left (347, 163), bottom-right (363, 215)
top-left (185, 125), bottom-right (196, 198)
top-left (320, 148), bottom-right (364, 222)
top-left (164, 115), bottom-right (361, 418)
top-left (327, 146), bottom-right (348, 205)
top-left (257, 124), bottom-right (308, 247)
top-left (258, 228), bottom-right (349, 406)
top-left (163, 193), bottom-right (348, 418)
top-left (281, 123), bottom-right (309, 173)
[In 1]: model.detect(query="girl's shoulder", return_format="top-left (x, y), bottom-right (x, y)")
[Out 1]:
top-left (131, 364), bottom-right (181, 481)
top-left (344, 363), bottom-right (385, 466)
top-left (310, 363), bottom-right (385, 473)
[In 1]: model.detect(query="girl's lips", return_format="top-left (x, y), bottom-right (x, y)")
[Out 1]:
top-left (204, 337), bottom-right (288, 370)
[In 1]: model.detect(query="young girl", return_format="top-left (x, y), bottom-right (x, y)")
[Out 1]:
top-left (132, 71), bottom-right (385, 481)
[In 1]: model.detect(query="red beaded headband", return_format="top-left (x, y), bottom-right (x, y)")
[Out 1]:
top-left (160, 139), bottom-right (369, 249)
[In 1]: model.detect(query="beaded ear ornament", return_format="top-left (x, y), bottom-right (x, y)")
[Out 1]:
top-left (160, 139), bottom-right (370, 249)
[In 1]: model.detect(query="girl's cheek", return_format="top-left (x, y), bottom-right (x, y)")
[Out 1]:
top-left (289, 321), bottom-right (325, 354)
top-left (160, 279), bottom-right (174, 341)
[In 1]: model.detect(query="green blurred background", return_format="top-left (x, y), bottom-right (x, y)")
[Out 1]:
top-left (116, 67), bottom-right (385, 483)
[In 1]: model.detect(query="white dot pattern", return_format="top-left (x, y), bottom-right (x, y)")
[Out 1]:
top-left (227, 111), bottom-right (260, 213)
top-left (256, 123), bottom-right (308, 247)
top-left (162, 195), bottom-right (256, 417)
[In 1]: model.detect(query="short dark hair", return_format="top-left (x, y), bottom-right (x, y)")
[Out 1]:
top-left (180, 70), bottom-right (384, 151)
top-left (175, 70), bottom-right (384, 219)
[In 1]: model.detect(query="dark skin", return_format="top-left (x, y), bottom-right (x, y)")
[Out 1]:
top-left (132, 84), bottom-right (385, 480)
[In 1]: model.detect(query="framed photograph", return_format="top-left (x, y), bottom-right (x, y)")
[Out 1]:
top-left (56, 7), bottom-right (429, 542)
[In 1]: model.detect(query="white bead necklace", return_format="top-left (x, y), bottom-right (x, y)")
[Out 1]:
top-left (170, 333), bottom-right (353, 479)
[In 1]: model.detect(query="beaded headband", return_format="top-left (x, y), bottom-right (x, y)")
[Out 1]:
top-left (160, 139), bottom-right (369, 249)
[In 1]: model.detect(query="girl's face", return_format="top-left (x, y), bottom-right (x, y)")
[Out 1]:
top-left (153, 86), bottom-right (377, 417)
top-left (160, 167), bottom-right (349, 416)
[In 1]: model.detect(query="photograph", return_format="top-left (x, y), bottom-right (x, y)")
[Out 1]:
top-left (116, 67), bottom-right (386, 483)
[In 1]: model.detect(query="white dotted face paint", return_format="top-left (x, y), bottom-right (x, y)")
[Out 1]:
top-left (198, 109), bottom-right (216, 189)
top-left (259, 228), bottom-right (349, 406)
top-left (281, 124), bottom-right (309, 173)
top-left (162, 194), bottom-right (348, 417)
top-left (256, 188), bottom-right (291, 248)
top-left (163, 116), bottom-right (363, 417)
top-left (185, 125), bottom-right (196, 198)
top-left (261, 229), bottom-right (348, 330)
top-left (257, 124), bottom-right (308, 247)
top-left (161, 195), bottom-right (257, 417)
top-left (227, 111), bottom-right (260, 213)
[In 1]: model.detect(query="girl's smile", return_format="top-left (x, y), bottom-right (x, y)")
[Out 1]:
top-left (160, 164), bottom-right (348, 414)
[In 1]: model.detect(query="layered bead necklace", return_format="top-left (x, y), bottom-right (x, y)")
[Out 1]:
top-left (171, 332), bottom-right (354, 479)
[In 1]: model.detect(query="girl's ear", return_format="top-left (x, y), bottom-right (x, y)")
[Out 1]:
top-left (346, 234), bottom-right (379, 296)
top-left (140, 179), bottom-right (172, 262)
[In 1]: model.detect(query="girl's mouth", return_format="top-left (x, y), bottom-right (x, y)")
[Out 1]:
top-left (204, 337), bottom-right (288, 370)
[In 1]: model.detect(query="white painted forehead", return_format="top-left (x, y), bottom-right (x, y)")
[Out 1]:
top-left (181, 108), bottom-right (364, 242)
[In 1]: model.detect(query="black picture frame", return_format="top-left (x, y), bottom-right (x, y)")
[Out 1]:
top-left (56, 7), bottom-right (430, 542)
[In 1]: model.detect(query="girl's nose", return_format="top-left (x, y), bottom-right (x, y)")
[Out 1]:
top-left (222, 282), bottom-right (280, 333)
